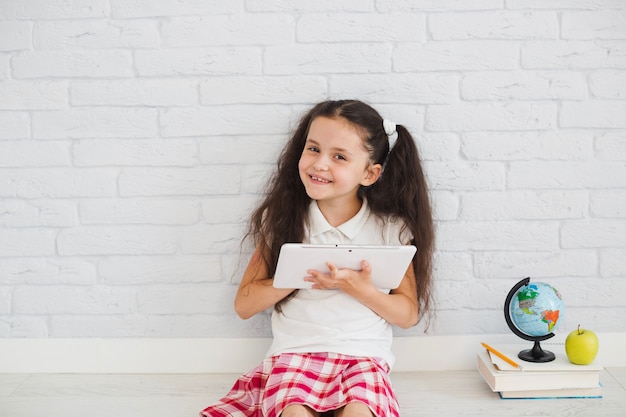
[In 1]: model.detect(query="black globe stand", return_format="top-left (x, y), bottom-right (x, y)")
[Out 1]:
top-left (504, 277), bottom-right (556, 363)
top-left (518, 340), bottom-right (556, 363)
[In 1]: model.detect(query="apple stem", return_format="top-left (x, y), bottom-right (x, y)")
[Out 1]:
top-left (577, 324), bottom-right (581, 335)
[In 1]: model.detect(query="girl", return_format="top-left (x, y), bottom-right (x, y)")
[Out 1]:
top-left (201, 99), bottom-right (434, 417)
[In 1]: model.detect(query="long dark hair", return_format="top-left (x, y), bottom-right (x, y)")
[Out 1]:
top-left (246, 100), bottom-right (434, 326)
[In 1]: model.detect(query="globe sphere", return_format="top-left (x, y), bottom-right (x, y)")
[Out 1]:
top-left (509, 281), bottom-right (564, 338)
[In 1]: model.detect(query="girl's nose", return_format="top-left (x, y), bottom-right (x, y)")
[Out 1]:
top-left (313, 159), bottom-right (328, 171)
top-left (312, 154), bottom-right (330, 171)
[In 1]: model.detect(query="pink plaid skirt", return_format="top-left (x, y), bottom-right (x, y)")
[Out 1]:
top-left (200, 352), bottom-right (400, 417)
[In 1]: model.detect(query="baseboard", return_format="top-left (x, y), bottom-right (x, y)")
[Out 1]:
top-left (1, 333), bottom-right (624, 373)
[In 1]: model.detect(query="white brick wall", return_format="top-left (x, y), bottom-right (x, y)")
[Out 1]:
top-left (0, 1), bottom-right (625, 338)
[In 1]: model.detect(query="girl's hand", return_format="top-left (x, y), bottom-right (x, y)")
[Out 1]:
top-left (305, 259), bottom-right (419, 329)
top-left (305, 260), bottom-right (376, 296)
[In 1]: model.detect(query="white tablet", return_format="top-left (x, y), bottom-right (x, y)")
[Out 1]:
top-left (273, 243), bottom-right (416, 290)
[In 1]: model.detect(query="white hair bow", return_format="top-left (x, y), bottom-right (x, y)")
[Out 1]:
top-left (383, 119), bottom-right (398, 151)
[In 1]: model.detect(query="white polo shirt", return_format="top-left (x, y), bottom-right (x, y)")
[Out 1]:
top-left (267, 199), bottom-right (412, 368)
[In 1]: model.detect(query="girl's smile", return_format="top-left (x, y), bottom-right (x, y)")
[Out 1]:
top-left (309, 174), bottom-right (331, 184)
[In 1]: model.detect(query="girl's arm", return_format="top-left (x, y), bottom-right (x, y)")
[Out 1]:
top-left (234, 244), bottom-right (294, 320)
top-left (306, 261), bottom-right (419, 329)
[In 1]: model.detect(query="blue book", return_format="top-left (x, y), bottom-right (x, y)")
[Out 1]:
top-left (498, 384), bottom-right (603, 399)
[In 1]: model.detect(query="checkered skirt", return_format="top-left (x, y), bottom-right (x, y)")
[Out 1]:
top-left (200, 352), bottom-right (400, 417)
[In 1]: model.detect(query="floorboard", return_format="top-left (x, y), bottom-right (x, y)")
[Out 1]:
top-left (0, 369), bottom-right (624, 417)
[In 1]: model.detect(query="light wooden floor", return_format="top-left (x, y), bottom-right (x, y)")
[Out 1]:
top-left (0, 368), bottom-right (625, 417)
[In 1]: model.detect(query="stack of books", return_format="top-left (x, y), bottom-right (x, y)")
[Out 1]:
top-left (477, 342), bottom-right (603, 399)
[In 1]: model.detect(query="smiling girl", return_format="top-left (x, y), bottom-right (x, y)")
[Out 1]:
top-left (201, 99), bottom-right (434, 417)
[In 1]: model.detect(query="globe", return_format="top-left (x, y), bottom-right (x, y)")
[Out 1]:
top-left (504, 277), bottom-right (565, 363)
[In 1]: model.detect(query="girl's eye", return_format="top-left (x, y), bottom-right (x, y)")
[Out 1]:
top-left (306, 146), bottom-right (319, 153)
top-left (334, 154), bottom-right (347, 161)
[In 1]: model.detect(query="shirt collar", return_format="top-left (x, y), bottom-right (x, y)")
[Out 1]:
top-left (308, 199), bottom-right (370, 241)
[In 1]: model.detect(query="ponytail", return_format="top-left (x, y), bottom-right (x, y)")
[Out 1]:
top-left (365, 124), bottom-right (435, 329)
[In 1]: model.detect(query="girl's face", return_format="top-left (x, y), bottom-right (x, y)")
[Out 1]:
top-left (298, 116), bottom-right (381, 209)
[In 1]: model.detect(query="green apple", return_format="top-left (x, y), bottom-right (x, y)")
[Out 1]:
top-left (565, 325), bottom-right (599, 365)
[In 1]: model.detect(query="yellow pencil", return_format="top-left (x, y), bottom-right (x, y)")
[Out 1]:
top-left (481, 342), bottom-right (521, 369)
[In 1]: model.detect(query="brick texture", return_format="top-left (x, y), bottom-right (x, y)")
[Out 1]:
top-left (0, 1), bottom-right (625, 338)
